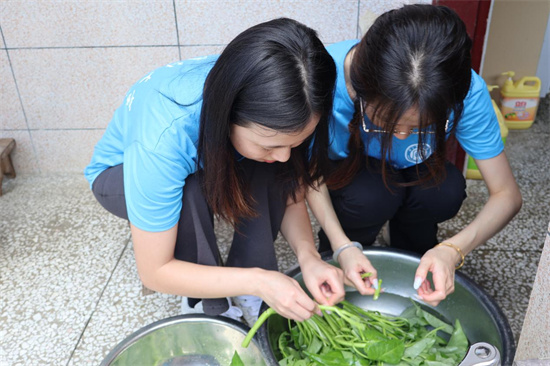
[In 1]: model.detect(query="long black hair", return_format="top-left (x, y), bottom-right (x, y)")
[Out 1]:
top-left (328, 4), bottom-right (472, 189)
top-left (198, 17), bottom-right (336, 225)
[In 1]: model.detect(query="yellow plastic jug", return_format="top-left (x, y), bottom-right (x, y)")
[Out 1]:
top-left (500, 71), bottom-right (541, 129)
top-left (466, 85), bottom-right (508, 180)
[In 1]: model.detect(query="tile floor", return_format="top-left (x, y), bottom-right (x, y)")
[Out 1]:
top-left (0, 95), bottom-right (549, 365)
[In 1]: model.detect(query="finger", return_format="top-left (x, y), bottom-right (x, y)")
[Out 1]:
top-left (430, 267), bottom-right (454, 298)
top-left (414, 262), bottom-right (431, 291)
top-left (295, 295), bottom-right (319, 320)
top-left (306, 279), bottom-right (328, 306)
top-left (320, 282), bottom-right (332, 297)
top-left (421, 280), bottom-right (432, 293)
top-left (358, 260), bottom-right (378, 289)
top-left (321, 281), bottom-right (345, 305)
top-left (419, 289), bottom-right (446, 306)
top-left (349, 272), bottom-right (375, 295)
top-left (356, 279), bottom-right (376, 295)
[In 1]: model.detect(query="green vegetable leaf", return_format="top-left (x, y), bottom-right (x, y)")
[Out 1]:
top-left (419, 310), bottom-right (454, 335)
top-left (364, 339), bottom-right (405, 364)
top-left (305, 335), bottom-right (323, 354)
top-left (404, 337), bottom-right (436, 359)
top-left (447, 319), bottom-right (468, 350)
top-left (230, 350), bottom-right (244, 366)
top-left (304, 350), bottom-right (356, 366)
top-left (442, 319), bottom-right (468, 362)
top-left (424, 358), bottom-right (457, 365)
top-left (363, 327), bottom-right (388, 341)
top-left (399, 305), bottom-right (417, 320)
top-left (279, 331), bottom-right (302, 359)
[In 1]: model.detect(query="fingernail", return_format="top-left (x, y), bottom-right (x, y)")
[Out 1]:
top-left (372, 279), bottom-right (379, 290)
top-left (413, 276), bottom-right (423, 290)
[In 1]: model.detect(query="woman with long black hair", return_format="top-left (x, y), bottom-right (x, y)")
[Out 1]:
top-left (309, 4), bottom-right (522, 306)
top-left (85, 18), bottom-right (348, 326)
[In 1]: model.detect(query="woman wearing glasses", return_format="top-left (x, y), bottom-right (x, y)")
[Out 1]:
top-left (85, 18), bottom-right (345, 326)
top-left (307, 4), bottom-right (522, 306)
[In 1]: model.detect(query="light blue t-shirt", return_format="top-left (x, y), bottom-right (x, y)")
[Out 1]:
top-left (84, 55), bottom-right (218, 232)
top-left (327, 40), bottom-right (504, 169)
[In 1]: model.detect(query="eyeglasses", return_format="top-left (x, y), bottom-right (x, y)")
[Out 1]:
top-left (359, 98), bottom-right (448, 135)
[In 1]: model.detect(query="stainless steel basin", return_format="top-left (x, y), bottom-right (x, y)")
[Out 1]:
top-left (101, 314), bottom-right (268, 366)
top-left (257, 247), bottom-right (515, 365)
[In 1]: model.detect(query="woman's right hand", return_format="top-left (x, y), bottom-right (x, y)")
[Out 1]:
top-left (257, 270), bottom-right (321, 322)
top-left (336, 247), bottom-right (378, 296)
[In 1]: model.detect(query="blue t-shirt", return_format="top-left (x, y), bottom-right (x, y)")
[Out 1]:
top-left (327, 40), bottom-right (504, 169)
top-left (84, 55), bottom-right (218, 232)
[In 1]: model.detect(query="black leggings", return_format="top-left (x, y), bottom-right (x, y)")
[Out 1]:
top-left (319, 158), bottom-right (466, 254)
top-left (92, 159), bottom-right (287, 315)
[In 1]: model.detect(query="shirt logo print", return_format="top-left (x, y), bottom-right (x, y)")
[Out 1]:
top-left (404, 143), bottom-right (432, 164)
top-left (126, 90), bottom-right (135, 111)
top-left (139, 72), bottom-right (154, 83)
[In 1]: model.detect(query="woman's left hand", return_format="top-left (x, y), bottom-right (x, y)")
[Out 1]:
top-left (301, 257), bottom-right (346, 306)
top-left (413, 245), bottom-right (459, 306)
top-left (337, 247), bottom-right (378, 296)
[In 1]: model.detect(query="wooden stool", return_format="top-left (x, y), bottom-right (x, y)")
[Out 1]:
top-left (0, 138), bottom-right (16, 196)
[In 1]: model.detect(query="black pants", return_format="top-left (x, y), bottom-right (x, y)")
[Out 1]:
top-left (318, 158), bottom-right (466, 255)
top-left (92, 160), bottom-right (287, 315)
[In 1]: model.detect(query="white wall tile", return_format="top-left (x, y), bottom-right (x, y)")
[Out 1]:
top-left (0, 50), bottom-right (26, 130)
top-left (9, 47), bottom-right (179, 130)
top-left (1, 0), bottom-right (177, 48)
top-left (0, 129), bottom-right (39, 175)
top-left (176, 0), bottom-right (358, 45)
top-left (180, 45), bottom-right (225, 60)
top-left (32, 129), bottom-right (106, 174)
top-left (358, 0), bottom-right (431, 36)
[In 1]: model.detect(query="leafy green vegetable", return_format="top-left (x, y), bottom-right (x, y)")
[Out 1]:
top-left (241, 307), bottom-right (276, 348)
top-left (242, 299), bottom-right (469, 366)
top-left (229, 350), bottom-right (244, 366)
top-left (365, 339), bottom-right (405, 363)
top-left (373, 279), bottom-right (382, 300)
top-left (360, 272), bottom-right (381, 301)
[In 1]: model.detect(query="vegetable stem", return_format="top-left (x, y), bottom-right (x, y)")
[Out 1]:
top-left (373, 279), bottom-right (382, 300)
top-left (241, 307), bottom-right (276, 348)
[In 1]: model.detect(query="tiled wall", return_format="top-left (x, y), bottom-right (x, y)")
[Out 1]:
top-left (0, 0), bottom-right (428, 175)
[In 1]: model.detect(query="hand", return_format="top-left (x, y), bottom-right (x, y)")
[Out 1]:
top-left (300, 256), bottom-right (346, 307)
top-left (256, 270), bottom-right (322, 322)
top-left (337, 247), bottom-right (378, 296)
top-left (413, 245), bottom-right (458, 306)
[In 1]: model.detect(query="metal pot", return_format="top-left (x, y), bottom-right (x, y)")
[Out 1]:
top-left (101, 314), bottom-right (268, 366)
top-left (257, 247), bottom-right (515, 366)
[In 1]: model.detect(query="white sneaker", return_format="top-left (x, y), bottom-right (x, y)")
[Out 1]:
top-left (232, 295), bottom-right (263, 327)
top-left (381, 221), bottom-right (391, 246)
top-left (181, 297), bottom-right (243, 322)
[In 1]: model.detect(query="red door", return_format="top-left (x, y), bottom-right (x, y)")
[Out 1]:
top-left (433, 0), bottom-right (492, 172)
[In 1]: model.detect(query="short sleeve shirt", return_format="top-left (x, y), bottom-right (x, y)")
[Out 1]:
top-left (326, 40), bottom-right (504, 169)
top-left (84, 55), bottom-right (218, 232)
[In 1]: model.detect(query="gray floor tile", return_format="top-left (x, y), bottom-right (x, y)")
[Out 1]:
top-left (459, 248), bottom-right (542, 342)
top-left (69, 242), bottom-right (181, 366)
top-left (0, 175), bottom-right (130, 366)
